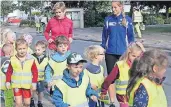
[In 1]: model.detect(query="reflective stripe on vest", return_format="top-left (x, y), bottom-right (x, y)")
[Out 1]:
top-left (48, 59), bottom-right (66, 80)
top-left (133, 11), bottom-right (143, 22)
top-left (34, 57), bottom-right (48, 81)
top-left (11, 56), bottom-right (34, 89)
top-left (129, 77), bottom-right (167, 107)
top-left (55, 73), bottom-right (89, 107)
top-left (115, 61), bottom-right (130, 95)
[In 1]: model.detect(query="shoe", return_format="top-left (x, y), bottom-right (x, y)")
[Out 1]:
top-left (109, 103), bottom-right (116, 107)
top-left (30, 99), bottom-right (35, 107)
top-left (38, 103), bottom-right (43, 107)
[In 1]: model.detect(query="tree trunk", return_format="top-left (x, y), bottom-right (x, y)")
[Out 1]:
top-left (166, 5), bottom-right (169, 19)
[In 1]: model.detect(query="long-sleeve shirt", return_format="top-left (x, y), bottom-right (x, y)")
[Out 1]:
top-left (101, 60), bottom-right (131, 102)
top-left (44, 16), bottom-right (73, 50)
top-left (6, 61), bottom-right (38, 83)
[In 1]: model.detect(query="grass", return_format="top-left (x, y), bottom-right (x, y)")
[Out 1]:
top-left (143, 25), bottom-right (171, 33)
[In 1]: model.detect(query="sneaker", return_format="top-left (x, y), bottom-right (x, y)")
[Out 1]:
top-left (30, 99), bottom-right (35, 107)
top-left (37, 103), bottom-right (43, 107)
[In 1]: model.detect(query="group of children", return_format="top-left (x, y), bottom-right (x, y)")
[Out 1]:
top-left (0, 27), bottom-right (169, 107)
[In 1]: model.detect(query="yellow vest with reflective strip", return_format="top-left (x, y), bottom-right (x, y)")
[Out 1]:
top-left (133, 11), bottom-right (143, 22)
top-left (48, 59), bottom-right (67, 80)
top-left (55, 73), bottom-right (89, 107)
top-left (115, 60), bottom-right (130, 95)
top-left (34, 57), bottom-right (48, 81)
top-left (0, 69), bottom-right (6, 90)
top-left (129, 77), bottom-right (167, 107)
top-left (11, 56), bottom-right (34, 89)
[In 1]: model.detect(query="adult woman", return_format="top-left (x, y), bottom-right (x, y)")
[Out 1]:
top-left (44, 2), bottom-right (73, 51)
top-left (101, 1), bottom-right (134, 75)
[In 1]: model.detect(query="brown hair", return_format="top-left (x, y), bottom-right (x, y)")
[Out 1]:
top-left (55, 35), bottom-right (69, 46)
top-left (15, 38), bottom-right (28, 48)
top-left (35, 40), bottom-right (48, 50)
top-left (53, 2), bottom-right (66, 12)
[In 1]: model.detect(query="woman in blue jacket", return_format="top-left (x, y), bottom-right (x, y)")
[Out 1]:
top-left (101, 1), bottom-right (134, 75)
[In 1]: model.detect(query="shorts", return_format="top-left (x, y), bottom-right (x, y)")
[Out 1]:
top-left (36, 81), bottom-right (44, 93)
top-left (13, 88), bottom-right (31, 98)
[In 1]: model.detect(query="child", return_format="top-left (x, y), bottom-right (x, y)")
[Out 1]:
top-left (30, 40), bottom-right (48, 107)
top-left (0, 43), bottom-right (14, 107)
top-left (45, 35), bottom-right (71, 95)
top-left (6, 38), bottom-right (38, 107)
top-left (0, 28), bottom-right (16, 56)
top-left (84, 45), bottom-right (108, 107)
top-left (127, 49), bottom-right (168, 107)
top-left (52, 52), bottom-right (98, 107)
top-left (21, 34), bottom-right (34, 54)
top-left (100, 41), bottom-right (145, 107)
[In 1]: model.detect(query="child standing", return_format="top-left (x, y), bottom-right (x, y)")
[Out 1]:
top-left (127, 49), bottom-right (168, 107)
top-left (52, 52), bottom-right (98, 107)
top-left (84, 45), bottom-right (108, 107)
top-left (45, 35), bottom-right (71, 94)
top-left (21, 34), bottom-right (34, 54)
top-left (30, 40), bottom-right (48, 107)
top-left (6, 38), bottom-right (38, 107)
top-left (0, 43), bottom-right (14, 107)
top-left (100, 41), bottom-right (145, 107)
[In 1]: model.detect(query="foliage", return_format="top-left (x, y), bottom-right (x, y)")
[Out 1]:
top-left (19, 20), bottom-right (35, 27)
top-left (164, 18), bottom-right (171, 24)
top-left (31, 12), bottom-right (41, 16)
top-left (143, 14), bottom-right (165, 25)
top-left (0, 1), bottom-right (17, 16)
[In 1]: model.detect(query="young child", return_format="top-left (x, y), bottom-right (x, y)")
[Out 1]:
top-left (21, 34), bottom-right (34, 54)
top-left (0, 28), bottom-right (16, 56)
top-left (100, 41), bottom-right (145, 107)
top-left (52, 52), bottom-right (98, 107)
top-left (45, 35), bottom-right (71, 95)
top-left (30, 40), bottom-right (48, 107)
top-left (0, 43), bottom-right (14, 107)
top-left (6, 38), bottom-right (38, 107)
top-left (84, 45), bottom-right (108, 107)
top-left (127, 49), bottom-right (168, 107)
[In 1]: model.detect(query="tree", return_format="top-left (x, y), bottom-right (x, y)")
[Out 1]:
top-left (0, 1), bottom-right (17, 21)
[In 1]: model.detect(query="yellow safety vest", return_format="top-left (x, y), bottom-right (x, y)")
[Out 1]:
top-left (133, 10), bottom-right (143, 22)
top-left (115, 60), bottom-right (130, 95)
top-left (129, 77), bottom-right (167, 107)
top-left (11, 55), bottom-right (35, 89)
top-left (48, 59), bottom-right (67, 80)
top-left (28, 47), bottom-right (33, 54)
top-left (0, 70), bottom-right (6, 90)
top-left (34, 56), bottom-right (48, 81)
top-left (55, 73), bottom-right (89, 107)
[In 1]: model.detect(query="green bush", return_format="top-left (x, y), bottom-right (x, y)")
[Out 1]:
top-left (31, 12), bottom-right (41, 16)
top-left (143, 14), bottom-right (165, 25)
top-left (156, 17), bottom-right (165, 24)
top-left (19, 20), bottom-right (35, 27)
top-left (164, 18), bottom-right (171, 24)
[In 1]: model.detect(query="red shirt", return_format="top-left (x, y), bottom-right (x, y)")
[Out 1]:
top-left (44, 16), bottom-right (73, 50)
top-left (6, 60), bottom-right (38, 83)
top-left (101, 60), bottom-right (132, 102)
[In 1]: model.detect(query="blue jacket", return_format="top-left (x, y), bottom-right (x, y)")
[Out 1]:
top-left (45, 51), bottom-right (71, 83)
top-left (101, 14), bottom-right (134, 55)
top-left (52, 69), bottom-right (98, 107)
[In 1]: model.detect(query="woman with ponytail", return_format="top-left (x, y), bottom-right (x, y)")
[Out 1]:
top-left (127, 49), bottom-right (168, 107)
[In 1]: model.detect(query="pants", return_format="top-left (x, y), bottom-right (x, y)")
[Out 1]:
top-left (134, 22), bottom-right (142, 38)
top-left (89, 99), bottom-right (105, 107)
top-left (105, 54), bottom-right (121, 75)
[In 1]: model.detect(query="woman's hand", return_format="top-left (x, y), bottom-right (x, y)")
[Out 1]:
top-left (48, 38), bottom-right (54, 43)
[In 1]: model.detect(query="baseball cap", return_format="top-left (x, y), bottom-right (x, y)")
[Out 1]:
top-left (67, 52), bottom-right (87, 64)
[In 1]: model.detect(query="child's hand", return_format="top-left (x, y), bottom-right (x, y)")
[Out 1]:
top-left (6, 82), bottom-right (11, 89)
top-left (90, 95), bottom-right (98, 102)
top-left (31, 83), bottom-right (37, 91)
top-left (91, 84), bottom-right (98, 91)
top-left (100, 93), bottom-right (106, 100)
top-left (48, 38), bottom-right (54, 43)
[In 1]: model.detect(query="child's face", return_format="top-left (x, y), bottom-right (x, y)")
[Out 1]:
top-left (7, 32), bottom-right (16, 44)
top-left (68, 63), bottom-right (84, 78)
top-left (95, 48), bottom-right (105, 62)
top-left (35, 45), bottom-right (45, 56)
top-left (56, 43), bottom-right (68, 55)
top-left (16, 44), bottom-right (28, 57)
top-left (128, 50), bottom-right (142, 63)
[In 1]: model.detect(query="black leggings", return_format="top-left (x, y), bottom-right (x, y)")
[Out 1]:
top-left (105, 53), bottom-right (121, 75)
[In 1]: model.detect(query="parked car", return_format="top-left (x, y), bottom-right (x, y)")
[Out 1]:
top-left (7, 16), bottom-right (21, 23)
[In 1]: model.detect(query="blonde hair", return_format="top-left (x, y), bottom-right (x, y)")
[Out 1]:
top-left (84, 45), bottom-right (105, 61)
top-left (1, 28), bottom-right (14, 45)
top-left (120, 41), bottom-right (145, 61)
top-left (53, 2), bottom-right (66, 12)
top-left (15, 38), bottom-right (28, 48)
